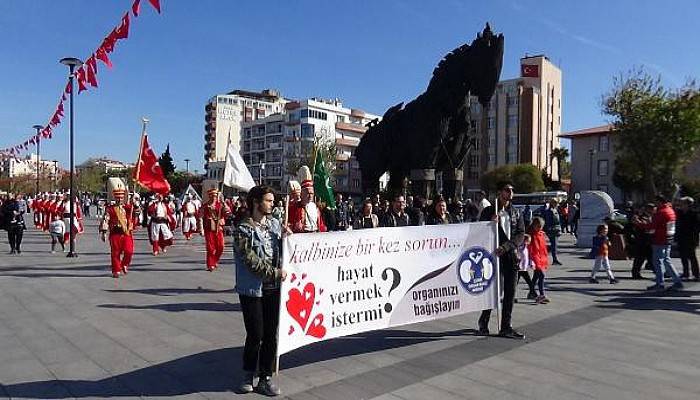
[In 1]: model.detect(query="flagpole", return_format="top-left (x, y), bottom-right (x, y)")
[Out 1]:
top-left (134, 117), bottom-right (149, 190)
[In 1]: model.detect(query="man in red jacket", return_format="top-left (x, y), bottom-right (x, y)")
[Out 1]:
top-left (634, 194), bottom-right (683, 291)
top-left (199, 188), bottom-right (231, 271)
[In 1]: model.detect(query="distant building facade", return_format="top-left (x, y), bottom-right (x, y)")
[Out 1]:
top-left (76, 157), bottom-right (133, 174)
top-left (1, 154), bottom-right (58, 178)
top-left (465, 55), bottom-right (563, 189)
top-left (239, 98), bottom-right (380, 194)
top-left (204, 89), bottom-right (288, 180)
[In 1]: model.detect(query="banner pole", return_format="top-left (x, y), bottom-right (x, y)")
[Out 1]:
top-left (494, 198), bottom-right (501, 333)
top-left (274, 194), bottom-right (291, 376)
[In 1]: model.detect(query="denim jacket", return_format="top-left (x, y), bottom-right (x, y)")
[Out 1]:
top-left (233, 217), bottom-right (282, 297)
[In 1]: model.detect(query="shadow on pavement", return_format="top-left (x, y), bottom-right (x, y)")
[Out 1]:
top-left (98, 301), bottom-right (242, 312)
top-left (104, 287), bottom-right (235, 296)
top-left (1, 328), bottom-right (467, 398)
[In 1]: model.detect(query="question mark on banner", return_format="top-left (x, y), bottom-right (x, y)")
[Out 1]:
top-left (381, 267), bottom-right (401, 313)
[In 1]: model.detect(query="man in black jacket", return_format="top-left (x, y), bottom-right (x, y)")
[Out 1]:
top-left (676, 197), bottom-right (699, 281)
top-left (477, 183), bottom-right (526, 339)
top-left (1, 194), bottom-right (26, 254)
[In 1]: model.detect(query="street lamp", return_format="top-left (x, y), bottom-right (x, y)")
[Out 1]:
top-left (52, 160), bottom-right (58, 191)
top-left (588, 148), bottom-right (597, 191)
top-left (184, 158), bottom-right (191, 173)
top-left (259, 162), bottom-right (266, 185)
top-left (60, 57), bottom-right (83, 258)
top-left (33, 125), bottom-right (43, 195)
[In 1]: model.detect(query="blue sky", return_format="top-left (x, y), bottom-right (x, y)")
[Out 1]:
top-left (1, 0), bottom-right (698, 171)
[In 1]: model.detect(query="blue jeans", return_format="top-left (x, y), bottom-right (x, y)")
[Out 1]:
top-left (652, 245), bottom-right (681, 286)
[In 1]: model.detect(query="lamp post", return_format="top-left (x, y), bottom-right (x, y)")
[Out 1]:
top-left (33, 125), bottom-right (43, 195)
top-left (588, 148), bottom-right (597, 191)
top-left (52, 160), bottom-right (58, 191)
top-left (184, 158), bottom-right (191, 174)
top-left (60, 57), bottom-right (83, 258)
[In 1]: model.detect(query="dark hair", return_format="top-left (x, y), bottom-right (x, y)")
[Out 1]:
top-left (392, 193), bottom-right (405, 202)
top-left (246, 185), bottom-right (275, 212)
top-left (655, 194), bottom-right (667, 203)
top-left (596, 224), bottom-right (607, 234)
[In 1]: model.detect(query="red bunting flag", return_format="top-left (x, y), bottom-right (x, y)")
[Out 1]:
top-left (57, 101), bottom-right (65, 117)
top-left (86, 58), bottom-right (98, 88)
top-left (102, 31), bottom-right (118, 53)
top-left (133, 133), bottom-right (171, 194)
top-left (148, 0), bottom-right (161, 13)
top-left (115, 13), bottom-right (130, 40)
top-left (96, 47), bottom-right (113, 68)
top-left (76, 67), bottom-right (88, 93)
top-left (132, 0), bottom-right (141, 17)
top-left (64, 81), bottom-right (72, 95)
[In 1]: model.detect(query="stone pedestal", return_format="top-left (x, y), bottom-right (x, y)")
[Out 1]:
top-left (576, 190), bottom-right (614, 248)
top-left (410, 168), bottom-right (435, 200)
top-left (441, 168), bottom-right (464, 200)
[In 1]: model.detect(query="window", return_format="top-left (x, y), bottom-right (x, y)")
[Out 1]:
top-left (598, 135), bottom-right (609, 152)
top-left (301, 123), bottom-right (315, 138)
top-left (300, 109), bottom-right (309, 119)
top-left (337, 115), bottom-right (346, 123)
top-left (487, 117), bottom-right (495, 129)
top-left (598, 159), bottom-right (609, 176)
top-left (352, 179), bottom-right (360, 188)
top-left (507, 115), bottom-right (518, 126)
top-left (507, 96), bottom-right (518, 107)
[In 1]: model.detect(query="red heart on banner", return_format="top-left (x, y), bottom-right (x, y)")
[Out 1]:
top-left (306, 314), bottom-right (327, 338)
top-left (286, 282), bottom-right (315, 330)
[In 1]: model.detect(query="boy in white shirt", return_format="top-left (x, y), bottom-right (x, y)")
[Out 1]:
top-left (49, 215), bottom-right (66, 253)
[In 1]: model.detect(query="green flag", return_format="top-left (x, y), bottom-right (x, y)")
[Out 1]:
top-left (313, 149), bottom-right (336, 209)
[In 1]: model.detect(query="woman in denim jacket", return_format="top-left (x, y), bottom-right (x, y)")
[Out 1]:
top-left (234, 185), bottom-right (288, 396)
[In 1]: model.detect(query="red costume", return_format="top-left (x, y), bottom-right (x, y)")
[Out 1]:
top-left (59, 198), bottom-right (84, 242)
top-left (147, 199), bottom-right (176, 254)
top-left (100, 193), bottom-right (136, 278)
top-left (287, 200), bottom-right (327, 233)
top-left (200, 192), bottom-right (231, 271)
top-left (33, 196), bottom-right (44, 229)
top-left (181, 199), bottom-right (199, 240)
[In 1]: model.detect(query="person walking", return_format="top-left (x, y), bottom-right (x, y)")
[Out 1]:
top-left (634, 194), bottom-right (683, 291)
top-left (100, 188), bottom-right (136, 278)
top-left (516, 234), bottom-right (537, 300)
top-left (528, 217), bottom-right (551, 303)
top-left (629, 204), bottom-right (655, 279)
top-left (1, 194), bottom-right (25, 254)
top-left (589, 224), bottom-right (618, 284)
top-left (543, 198), bottom-right (563, 265)
top-left (676, 197), bottom-right (699, 281)
top-left (234, 185), bottom-right (287, 396)
top-left (200, 188), bottom-right (231, 271)
top-left (49, 215), bottom-right (66, 253)
top-left (476, 183), bottom-right (526, 339)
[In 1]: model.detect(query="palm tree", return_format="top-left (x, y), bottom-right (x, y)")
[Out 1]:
top-left (550, 147), bottom-right (569, 182)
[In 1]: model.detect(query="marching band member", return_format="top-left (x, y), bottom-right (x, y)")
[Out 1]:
top-left (287, 166), bottom-right (326, 233)
top-left (60, 193), bottom-right (84, 243)
top-left (147, 193), bottom-right (175, 255)
top-left (181, 195), bottom-right (200, 240)
top-left (100, 187), bottom-right (135, 278)
top-left (200, 188), bottom-right (231, 271)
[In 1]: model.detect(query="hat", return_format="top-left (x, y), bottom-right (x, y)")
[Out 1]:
top-left (288, 180), bottom-right (301, 194)
top-left (112, 188), bottom-right (126, 198)
top-left (297, 166), bottom-right (313, 189)
top-left (207, 188), bottom-right (219, 195)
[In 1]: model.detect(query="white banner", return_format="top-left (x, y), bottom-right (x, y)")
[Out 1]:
top-left (278, 222), bottom-right (499, 355)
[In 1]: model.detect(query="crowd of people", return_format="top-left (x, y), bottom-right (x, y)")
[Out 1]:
top-left (2, 176), bottom-right (699, 397)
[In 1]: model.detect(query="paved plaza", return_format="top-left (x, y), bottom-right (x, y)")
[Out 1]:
top-left (0, 217), bottom-right (699, 400)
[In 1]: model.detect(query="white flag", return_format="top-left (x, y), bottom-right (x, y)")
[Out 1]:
top-left (223, 142), bottom-right (256, 191)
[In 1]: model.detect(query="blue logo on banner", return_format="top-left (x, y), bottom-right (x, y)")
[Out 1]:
top-left (457, 247), bottom-right (495, 294)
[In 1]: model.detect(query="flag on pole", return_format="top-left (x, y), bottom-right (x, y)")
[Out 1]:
top-left (223, 142), bottom-right (256, 192)
top-left (133, 133), bottom-right (171, 194)
top-left (313, 148), bottom-right (336, 209)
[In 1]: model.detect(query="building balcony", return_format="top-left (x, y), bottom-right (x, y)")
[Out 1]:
top-left (336, 122), bottom-right (367, 134)
top-left (336, 154), bottom-right (350, 162)
top-left (267, 142), bottom-right (282, 149)
top-left (350, 108), bottom-right (365, 118)
top-left (205, 103), bottom-right (216, 112)
top-left (284, 101), bottom-right (300, 111)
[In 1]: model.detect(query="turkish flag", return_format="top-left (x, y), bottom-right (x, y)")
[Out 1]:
top-left (115, 13), bottom-right (130, 40)
top-left (134, 134), bottom-right (171, 194)
top-left (148, 0), bottom-right (161, 13)
top-left (132, 0), bottom-right (141, 17)
top-left (521, 64), bottom-right (539, 78)
top-left (76, 67), bottom-right (88, 93)
top-left (96, 47), bottom-right (113, 68)
top-left (86, 57), bottom-right (98, 88)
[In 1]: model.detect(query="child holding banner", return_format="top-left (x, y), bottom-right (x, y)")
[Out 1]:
top-left (233, 185), bottom-right (287, 396)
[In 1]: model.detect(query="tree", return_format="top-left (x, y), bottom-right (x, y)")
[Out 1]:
top-left (480, 164), bottom-right (545, 193)
top-left (285, 136), bottom-right (337, 184)
top-left (602, 68), bottom-right (700, 197)
top-left (158, 144), bottom-right (176, 179)
top-left (550, 147), bottom-right (569, 182)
